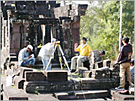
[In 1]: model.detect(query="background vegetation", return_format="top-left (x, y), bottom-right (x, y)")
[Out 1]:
top-left (80, 1), bottom-right (134, 60)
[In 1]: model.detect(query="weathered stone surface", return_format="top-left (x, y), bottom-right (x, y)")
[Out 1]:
top-left (44, 70), bottom-right (68, 82)
top-left (103, 59), bottom-right (111, 68)
top-left (78, 67), bottom-right (88, 76)
top-left (111, 89), bottom-right (134, 100)
top-left (75, 90), bottom-right (109, 99)
top-left (25, 71), bottom-right (46, 81)
top-left (95, 61), bottom-right (103, 69)
top-left (54, 90), bottom-right (109, 100)
top-left (13, 76), bottom-right (25, 89)
top-left (28, 93), bottom-right (59, 100)
top-left (82, 70), bottom-right (92, 78)
top-left (3, 85), bottom-right (28, 100)
top-left (24, 80), bottom-right (74, 93)
top-left (91, 67), bottom-right (111, 79)
top-left (20, 67), bottom-right (33, 78)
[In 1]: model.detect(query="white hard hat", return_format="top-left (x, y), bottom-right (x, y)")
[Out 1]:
top-left (51, 38), bottom-right (57, 42)
top-left (27, 45), bottom-right (33, 51)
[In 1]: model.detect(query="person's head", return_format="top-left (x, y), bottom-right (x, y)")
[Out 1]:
top-left (26, 45), bottom-right (33, 53)
top-left (100, 50), bottom-right (105, 56)
top-left (130, 60), bottom-right (134, 66)
top-left (51, 38), bottom-right (57, 45)
top-left (122, 37), bottom-right (129, 45)
top-left (81, 37), bottom-right (87, 44)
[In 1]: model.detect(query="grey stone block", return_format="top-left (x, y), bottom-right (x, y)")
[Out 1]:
top-left (44, 70), bottom-right (68, 82)
top-left (25, 71), bottom-right (46, 81)
top-left (3, 85), bottom-right (28, 100)
top-left (13, 76), bottom-right (25, 89)
top-left (20, 66), bottom-right (33, 78)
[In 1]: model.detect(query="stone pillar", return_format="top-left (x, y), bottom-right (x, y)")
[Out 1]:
top-left (7, 10), bottom-right (11, 54)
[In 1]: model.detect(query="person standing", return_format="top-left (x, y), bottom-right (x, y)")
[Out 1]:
top-left (115, 37), bottom-right (133, 90)
top-left (18, 45), bottom-right (35, 67)
top-left (38, 38), bottom-right (57, 71)
top-left (71, 37), bottom-right (92, 72)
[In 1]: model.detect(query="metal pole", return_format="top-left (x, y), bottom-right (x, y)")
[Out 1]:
top-left (119, 0), bottom-right (122, 52)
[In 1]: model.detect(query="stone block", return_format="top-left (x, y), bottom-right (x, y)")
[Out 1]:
top-left (91, 67), bottom-right (111, 79)
top-left (103, 59), bottom-right (111, 68)
top-left (95, 61), bottom-right (103, 69)
top-left (25, 71), bottom-right (46, 81)
top-left (20, 67), bottom-right (33, 78)
top-left (111, 89), bottom-right (134, 100)
top-left (44, 70), bottom-right (68, 82)
top-left (13, 76), bottom-right (25, 89)
top-left (3, 85), bottom-right (28, 100)
top-left (24, 80), bottom-right (74, 93)
top-left (75, 90), bottom-right (109, 99)
top-left (78, 67), bottom-right (88, 76)
top-left (82, 70), bottom-right (92, 78)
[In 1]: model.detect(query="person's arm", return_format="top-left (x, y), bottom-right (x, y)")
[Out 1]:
top-left (74, 43), bottom-right (80, 52)
top-left (116, 47), bottom-right (123, 63)
top-left (88, 46), bottom-right (93, 58)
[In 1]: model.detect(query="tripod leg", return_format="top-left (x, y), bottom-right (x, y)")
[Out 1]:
top-left (45, 45), bottom-right (57, 71)
top-left (58, 46), bottom-right (71, 73)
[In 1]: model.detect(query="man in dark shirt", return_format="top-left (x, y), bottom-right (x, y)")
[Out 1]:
top-left (115, 37), bottom-right (133, 90)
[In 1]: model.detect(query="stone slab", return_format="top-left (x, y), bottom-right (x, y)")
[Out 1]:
top-left (20, 67), bottom-right (33, 78)
top-left (13, 76), bottom-right (25, 89)
top-left (24, 80), bottom-right (74, 93)
top-left (103, 59), bottom-right (111, 68)
top-left (3, 85), bottom-right (28, 100)
top-left (27, 93), bottom-right (59, 100)
top-left (95, 61), bottom-right (103, 69)
top-left (44, 70), bottom-right (68, 82)
top-left (111, 89), bottom-right (134, 100)
top-left (25, 71), bottom-right (46, 81)
top-left (82, 71), bottom-right (92, 78)
top-left (75, 90), bottom-right (109, 99)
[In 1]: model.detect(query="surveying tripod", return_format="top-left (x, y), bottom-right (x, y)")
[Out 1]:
top-left (45, 41), bottom-right (71, 73)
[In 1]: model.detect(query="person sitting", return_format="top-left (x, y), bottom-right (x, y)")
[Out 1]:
top-left (91, 50), bottom-right (105, 64)
top-left (71, 37), bottom-right (93, 73)
top-left (18, 45), bottom-right (35, 67)
top-left (38, 38), bottom-right (57, 71)
top-left (130, 59), bottom-right (134, 83)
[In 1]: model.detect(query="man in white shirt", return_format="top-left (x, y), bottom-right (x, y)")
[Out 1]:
top-left (38, 38), bottom-right (57, 71)
top-left (18, 45), bottom-right (35, 67)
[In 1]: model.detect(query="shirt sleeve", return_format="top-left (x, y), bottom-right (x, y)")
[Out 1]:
top-left (88, 45), bottom-right (93, 52)
top-left (76, 45), bottom-right (81, 52)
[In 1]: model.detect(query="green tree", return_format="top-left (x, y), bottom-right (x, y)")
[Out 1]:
top-left (80, 1), bottom-right (134, 60)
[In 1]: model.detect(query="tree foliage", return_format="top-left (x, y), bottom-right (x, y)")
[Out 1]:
top-left (80, 1), bottom-right (134, 60)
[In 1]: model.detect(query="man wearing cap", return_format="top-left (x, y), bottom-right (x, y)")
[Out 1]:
top-left (38, 38), bottom-right (57, 71)
top-left (18, 45), bottom-right (35, 67)
top-left (71, 37), bottom-right (93, 72)
top-left (115, 37), bottom-right (133, 90)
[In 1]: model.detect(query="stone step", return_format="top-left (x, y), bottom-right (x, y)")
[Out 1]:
top-left (24, 80), bottom-right (74, 93)
top-left (54, 90), bottom-right (109, 100)
top-left (111, 89), bottom-right (134, 100)
top-left (44, 70), bottom-right (68, 82)
top-left (27, 93), bottom-right (59, 100)
top-left (71, 78), bottom-right (119, 90)
top-left (3, 85), bottom-right (28, 100)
